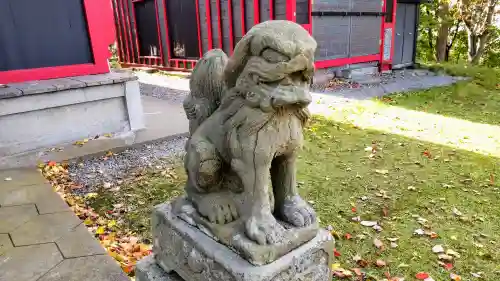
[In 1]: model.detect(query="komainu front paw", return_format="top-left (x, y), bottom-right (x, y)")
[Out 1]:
top-left (195, 193), bottom-right (239, 224)
top-left (279, 195), bottom-right (317, 227)
top-left (245, 214), bottom-right (285, 245)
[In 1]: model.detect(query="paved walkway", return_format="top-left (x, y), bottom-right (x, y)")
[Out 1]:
top-left (0, 168), bottom-right (129, 281)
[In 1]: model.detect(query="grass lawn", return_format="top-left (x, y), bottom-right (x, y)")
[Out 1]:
top-left (75, 64), bottom-right (500, 280)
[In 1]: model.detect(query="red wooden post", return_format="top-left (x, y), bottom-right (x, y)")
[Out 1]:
top-left (254, 0), bottom-right (260, 24)
top-left (206, 0), bottom-right (213, 49)
top-left (118, 0), bottom-right (131, 63)
top-left (269, 0), bottom-right (274, 20)
top-left (217, 0), bottom-right (223, 48)
top-left (240, 0), bottom-right (246, 34)
top-left (162, 0), bottom-right (172, 61)
top-left (286, 0), bottom-right (296, 22)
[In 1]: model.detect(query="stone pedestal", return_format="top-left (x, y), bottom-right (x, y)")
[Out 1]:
top-left (136, 202), bottom-right (334, 281)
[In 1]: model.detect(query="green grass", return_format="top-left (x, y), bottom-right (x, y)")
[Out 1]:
top-left (86, 64), bottom-right (500, 280)
top-left (378, 64), bottom-right (500, 125)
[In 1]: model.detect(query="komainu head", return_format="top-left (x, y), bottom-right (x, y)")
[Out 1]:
top-left (224, 20), bottom-right (317, 113)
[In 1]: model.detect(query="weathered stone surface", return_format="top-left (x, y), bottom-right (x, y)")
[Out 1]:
top-left (55, 224), bottom-right (106, 258)
top-left (178, 20), bottom-right (319, 265)
top-left (170, 198), bottom-right (318, 265)
top-left (7, 80), bottom-right (58, 95)
top-left (0, 183), bottom-right (68, 214)
top-left (0, 234), bottom-right (13, 254)
top-left (0, 86), bottom-right (22, 99)
top-left (136, 255), bottom-right (184, 281)
top-left (0, 204), bottom-right (38, 233)
top-left (152, 202), bottom-right (333, 281)
top-left (37, 255), bottom-right (130, 281)
top-left (0, 168), bottom-right (46, 187)
top-left (10, 212), bottom-right (81, 246)
top-left (0, 243), bottom-right (63, 281)
top-left (71, 71), bottom-right (137, 87)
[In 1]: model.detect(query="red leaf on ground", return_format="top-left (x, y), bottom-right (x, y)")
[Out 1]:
top-left (382, 206), bottom-right (389, 217)
top-left (344, 233), bottom-right (352, 240)
top-left (416, 272), bottom-right (430, 280)
top-left (443, 263), bottom-right (453, 270)
top-left (423, 150), bottom-right (432, 158)
top-left (334, 248), bottom-right (341, 257)
top-left (351, 207), bottom-right (357, 213)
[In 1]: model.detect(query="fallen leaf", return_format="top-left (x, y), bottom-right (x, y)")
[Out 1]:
top-left (438, 254), bottom-right (454, 261)
top-left (344, 233), bottom-right (352, 240)
top-left (351, 207), bottom-right (357, 213)
top-left (361, 221), bottom-right (378, 227)
top-left (443, 263), bottom-right (453, 271)
top-left (334, 248), bottom-right (341, 257)
top-left (432, 245), bottom-right (445, 253)
top-left (416, 272), bottom-right (430, 280)
top-left (375, 259), bottom-right (386, 267)
top-left (373, 238), bottom-right (384, 249)
top-left (452, 207), bottom-right (463, 216)
top-left (471, 272), bottom-right (482, 278)
top-left (382, 206), bottom-right (389, 217)
top-left (446, 249), bottom-right (461, 258)
top-left (414, 228), bottom-right (425, 235)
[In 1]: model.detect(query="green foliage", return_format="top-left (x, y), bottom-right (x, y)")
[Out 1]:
top-left (416, 2), bottom-right (500, 67)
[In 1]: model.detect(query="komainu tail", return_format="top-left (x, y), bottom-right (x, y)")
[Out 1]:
top-left (183, 49), bottom-right (228, 135)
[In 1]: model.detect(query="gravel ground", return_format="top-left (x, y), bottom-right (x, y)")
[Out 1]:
top-left (68, 136), bottom-right (187, 194)
top-left (139, 82), bottom-right (188, 104)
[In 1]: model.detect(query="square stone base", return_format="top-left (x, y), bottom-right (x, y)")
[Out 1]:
top-left (141, 202), bottom-right (334, 281)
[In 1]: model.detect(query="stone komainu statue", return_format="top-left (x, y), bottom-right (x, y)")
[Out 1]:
top-left (178, 20), bottom-right (318, 265)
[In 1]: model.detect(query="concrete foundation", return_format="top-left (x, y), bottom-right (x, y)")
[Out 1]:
top-left (0, 71), bottom-right (144, 158)
top-left (136, 202), bottom-right (334, 281)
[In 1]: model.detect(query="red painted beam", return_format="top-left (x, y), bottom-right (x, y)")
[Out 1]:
top-left (314, 54), bottom-right (380, 69)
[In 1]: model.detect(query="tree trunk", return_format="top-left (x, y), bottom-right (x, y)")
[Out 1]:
top-left (468, 33), bottom-right (489, 64)
top-left (435, 1), bottom-right (450, 62)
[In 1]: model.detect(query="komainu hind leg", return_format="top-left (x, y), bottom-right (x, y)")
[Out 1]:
top-left (184, 138), bottom-right (239, 224)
